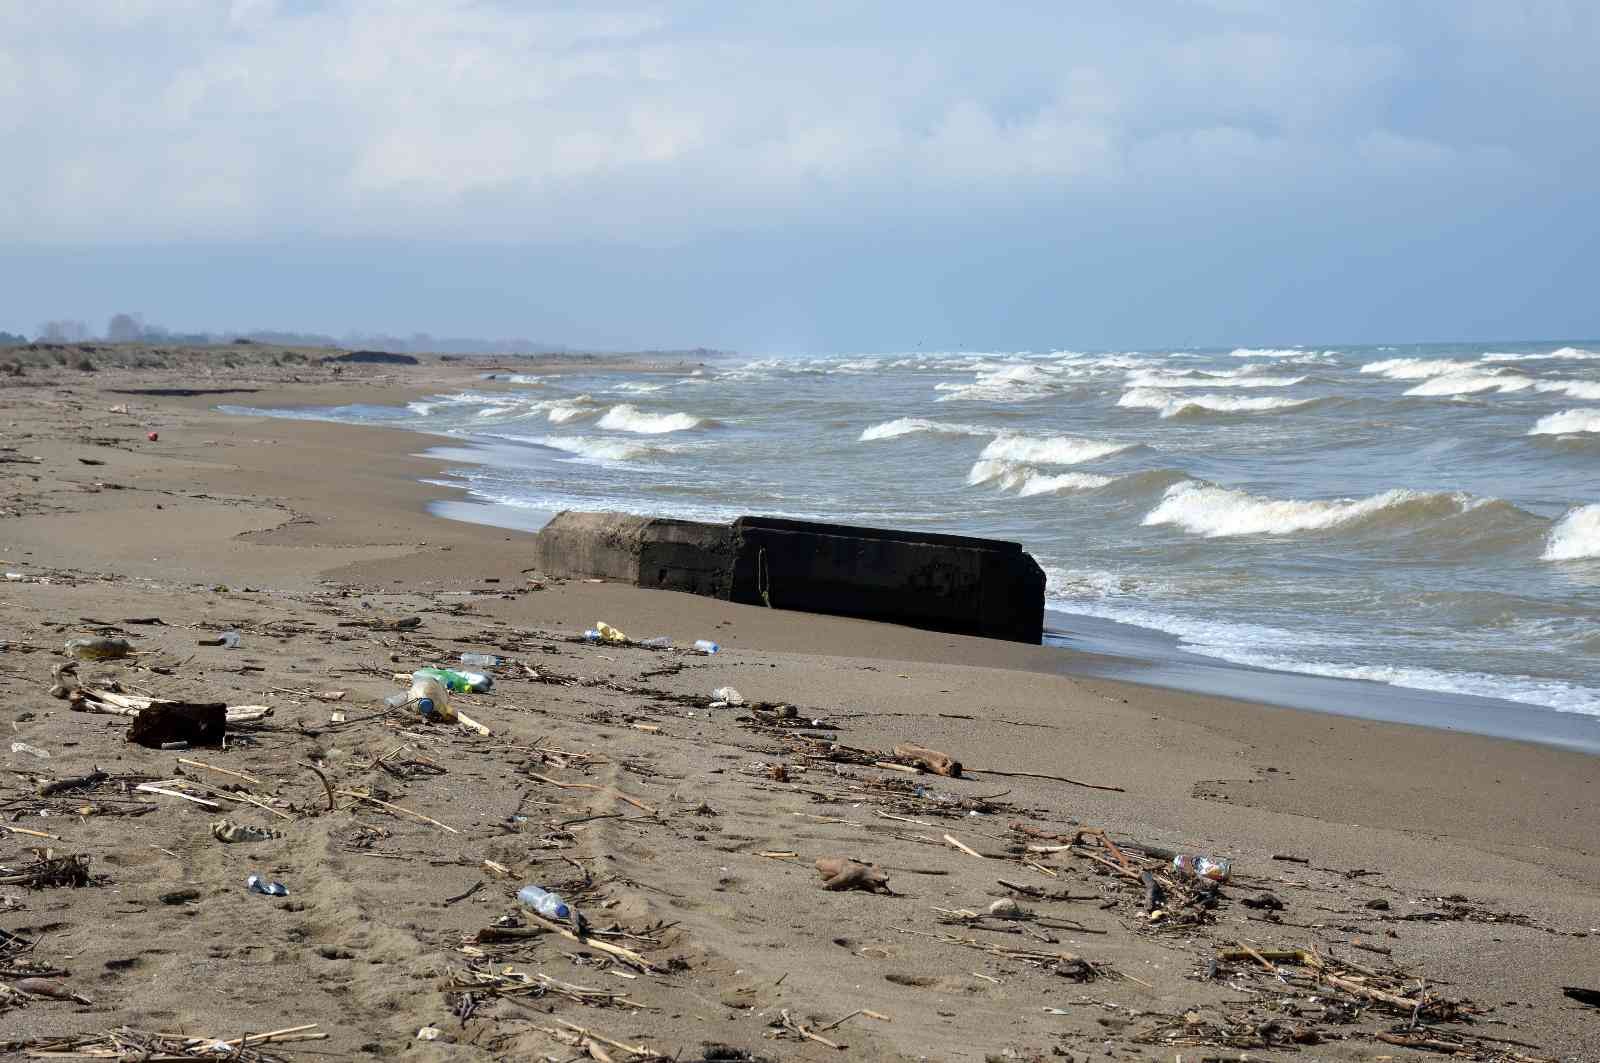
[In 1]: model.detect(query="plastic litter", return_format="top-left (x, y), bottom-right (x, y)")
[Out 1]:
top-left (595, 621), bottom-right (628, 644)
top-left (64, 636), bottom-right (132, 661)
top-left (637, 636), bottom-right (672, 649)
top-left (246, 874), bottom-right (287, 896)
top-left (1172, 854), bottom-right (1232, 882)
top-left (10, 741), bottom-right (49, 759)
top-left (692, 639), bottom-right (720, 655)
top-left (711, 686), bottom-right (745, 706)
top-left (386, 671), bottom-right (454, 720)
top-left (517, 883), bottom-right (573, 921)
top-left (458, 652), bottom-right (503, 669)
top-left (416, 666), bottom-right (491, 694)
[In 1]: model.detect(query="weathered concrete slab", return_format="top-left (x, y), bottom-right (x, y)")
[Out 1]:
top-left (534, 510), bottom-right (1045, 644)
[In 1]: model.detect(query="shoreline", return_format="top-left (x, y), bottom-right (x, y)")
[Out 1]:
top-left (3, 352), bottom-right (1597, 1060)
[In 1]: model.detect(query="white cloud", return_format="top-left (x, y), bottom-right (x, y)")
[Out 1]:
top-left (0, 2), bottom-right (1582, 244)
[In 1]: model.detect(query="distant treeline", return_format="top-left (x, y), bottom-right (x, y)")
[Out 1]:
top-left (1, 314), bottom-right (580, 356)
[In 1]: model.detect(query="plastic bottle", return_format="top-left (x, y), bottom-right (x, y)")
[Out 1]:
top-left (247, 874), bottom-right (288, 896)
top-left (583, 629), bottom-right (602, 643)
top-left (415, 666), bottom-right (492, 694)
top-left (64, 636), bottom-right (132, 661)
top-left (459, 652), bottom-right (503, 669)
top-left (692, 639), bottom-right (720, 655)
top-left (516, 884), bottom-right (572, 921)
top-left (711, 686), bottom-right (745, 706)
top-left (637, 636), bottom-right (671, 649)
top-left (1171, 854), bottom-right (1231, 882)
top-left (595, 621), bottom-right (628, 644)
top-left (219, 631), bottom-right (241, 649)
top-left (385, 671), bottom-right (455, 721)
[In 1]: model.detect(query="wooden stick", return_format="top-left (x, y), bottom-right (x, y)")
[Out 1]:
top-left (525, 772), bottom-right (656, 815)
top-left (176, 757), bottom-right (265, 786)
top-left (505, 914), bottom-right (661, 974)
top-left (335, 790), bottom-right (459, 834)
top-left (454, 710), bottom-right (491, 737)
top-left (944, 834), bottom-right (986, 859)
top-left (134, 784), bottom-right (221, 809)
top-left (1, 825), bottom-right (61, 840)
top-left (552, 1019), bottom-right (649, 1057)
top-left (872, 761), bottom-right (921, 774)
top-left (967, 767), bottom-right (1125, 792)
top-left (302, 763), bottom-right (336, 810)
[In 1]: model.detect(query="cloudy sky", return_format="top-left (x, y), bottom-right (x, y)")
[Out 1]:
top-left (2, 1), bottom-right (1596, 350)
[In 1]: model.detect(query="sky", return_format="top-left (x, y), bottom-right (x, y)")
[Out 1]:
top-left (1, 1), bottom-right (1597, 352)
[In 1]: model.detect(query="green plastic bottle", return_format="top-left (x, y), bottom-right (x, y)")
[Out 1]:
top-left (414, 666), bottom-right (493, 694)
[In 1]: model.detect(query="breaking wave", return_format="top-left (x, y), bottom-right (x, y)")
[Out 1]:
top-left (1537, 380), bottom-right (1600, 401)
top-left (525, 435), bottom-right (658, 463)
top-left (1403, 371), bottom-right (1533, 397)
top-left (1229, 348), bottom-right (1303, 358)
top-left (935, 363), bottom-right (1070, 402)
top-left (966, 460), bottom-right (1113, 496)
top-left (1360, 358), bottom-right (1475, 380)
top-left (859, 418), bottom-right (989, 441)
top-left (1528, 409), bottom-right (1600, 436)
top-left (1484, 347), bottom-right (1600, 362)
top-left (1117, 389), bottom-right (1315, 418)
top-left (979, 433), bottom-right (1134, 465)
top-left (1543, 505), bottom-right (1600, 561)
top-left (595, 404), bottom-right (713, 434)
top-left (1142, 481), bottom-right (1485, 538)
top-left (1125, 370), bottom-right (1306, 389)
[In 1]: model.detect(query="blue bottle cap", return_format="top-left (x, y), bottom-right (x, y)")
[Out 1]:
top-left (416, 697), bottom-right (435, 716)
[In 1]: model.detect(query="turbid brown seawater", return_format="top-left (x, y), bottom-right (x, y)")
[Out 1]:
top-left (0, 347), bottom-right (1596, 1061)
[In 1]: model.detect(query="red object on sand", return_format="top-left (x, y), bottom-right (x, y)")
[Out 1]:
top-left (147, 431), bottom-right (159, 442)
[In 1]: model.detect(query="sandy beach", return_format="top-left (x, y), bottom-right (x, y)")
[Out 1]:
top-left (2, 348), bottom-right (1597, 1061)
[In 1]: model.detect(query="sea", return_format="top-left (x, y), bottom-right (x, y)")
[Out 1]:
top-left (223, 342), bottom-right (1600, 751)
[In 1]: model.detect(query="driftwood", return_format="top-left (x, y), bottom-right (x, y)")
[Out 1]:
top-left (127, 703), bottom-right (226, 748)
top-left (36, 770), bottom-right (108, 797)
top-left (893, 744), bottom-right (962, 777)
top-left (816, 856), bottom-right (892, 894)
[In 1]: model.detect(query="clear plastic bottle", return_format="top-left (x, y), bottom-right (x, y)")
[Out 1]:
top-left (386, 671), bottom-right (455, 721)
top-left (415, 666), bottom-right (492, 694)
top-left (637, 636), bottom-right (671, 649)
top-left (459, 652), bottom-right (502, 669)
top-left (516, 884), bottom-right (572, 921)
top-left (1172, 854), bottom-right (1231, 882)
top-left (692, 639), bottom-right (720, 655)
top-left (64, 636), bottom-right (132, 661)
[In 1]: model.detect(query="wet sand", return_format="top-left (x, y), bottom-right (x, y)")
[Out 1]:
top-left (1, 349), bottom-right (1596, 1061)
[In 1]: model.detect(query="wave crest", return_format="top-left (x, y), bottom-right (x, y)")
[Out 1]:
top-left (595, 404), bottom-right (712, 434)
top-left (1125, 370), bottom-right (1306, 389)
top-left (1360, 357), bottom-right (1475, 380)
top-left (1403, 371), bottom-right (1533, 397)
top-left (979, 433), bottom-right (1133, 465)
top-left (1529, 409), bottom-right (1600, 436)
top-left (1142, 481), bottom-right (1479, 538)
top-left (859, 418), bottom-right (988, 441)
top-left (966, 459), bottom-right (1113, 496)
top-left (1543, 504), bottom-right (1600, 561)
top-left (1117, 389), bottom-right (1315, 418)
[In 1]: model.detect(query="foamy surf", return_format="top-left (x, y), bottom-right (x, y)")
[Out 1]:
top-left (595, 404), bottom-right (712, 434)
top-left (1403, 371), bottom-right (1534, 397)
top-left (1528, 409), bottom-right (1600, 436)
top-left (1117, 389), bottom-right (1314, 418)
top-left (1142, 481), bottom-right (1477, 538)
top-left (979, 433), bottom-right (1134, 465)
top-left (1360, 357), bottom-right (1475, 380)
top-left (1124, 370), bottom-right (1306, 389)
top-left (859, 417), bottom-right (989, 441)
top-left (1542, 504), bottom-right (1600, 561)
top-left (1483, 347), bottom-right (1600, 362)
top-left (966, 460), bottom-right (1113, 496)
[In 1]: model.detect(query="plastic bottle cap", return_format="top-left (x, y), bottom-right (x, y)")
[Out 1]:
top-left (416, 698), bottom-right (435, 715)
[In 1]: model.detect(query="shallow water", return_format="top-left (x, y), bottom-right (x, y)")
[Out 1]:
top-left (222, 341), bottom-right (1600, 734)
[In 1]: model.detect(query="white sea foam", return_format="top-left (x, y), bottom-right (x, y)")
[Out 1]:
top-left (595, 404), bottom-right (709, 434)
top-left (934, 362), bottom-right (1068, 402)
top-left (406, 401), bottom-right (438, 416)
top-left (1536, 379), bottom-right (1600, 401)
top-left (531, 435), bottom-right (655, 462)
top-left (1125, 370), bottom-right (1306, 389)
top-left (1360, 358), bottom-right (1475, 380)
top-left (613, 381), bottom-right (668, 393)
top-left (1528, 409), bottom-right (1600, 436)
top-left (1543, 504), bottom-right (1600, 561)
top-left (1484, 346), bottom-right (1600, 362)
top-left (979, 433), bottom-right (1133, 465)
top-left (1403, 371), bottom-right (1533, 396)
top-left (1229, 348), bottom-right (1302, 358)
top-left (966, 460), bottom-right (1112, 495)
top-left (859, 418), bottom-right (989, 441)
top-left (546, 400), bottom-right (601, 425)
top-left (1142, 481), bottom-right (1466, 537)
top-left (1117, 388), bottom-right (1314, 418)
